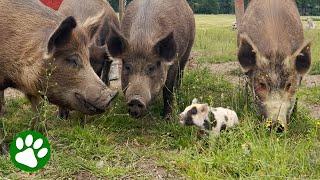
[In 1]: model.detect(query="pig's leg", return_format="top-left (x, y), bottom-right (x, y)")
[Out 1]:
top-left (58, 107), bottom-right (70, 119)
top-left (0, 97), bottom-right (8, 155)
top-left (290, 98), bottom-right (298, 121)
top-left (163, 65), bottom-right (178, 119)
top-left (176, 41), bottom-right (193, 88)
top-left (101, 60), bottom-right (113, 86)
top-left (27, 95), bottom-right (41, 130)
top-left (0, 90), bottom-right (5, 116)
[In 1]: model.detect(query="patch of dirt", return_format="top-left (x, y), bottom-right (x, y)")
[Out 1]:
top-left (303, 75), bottom-right (320, 88)
top-left (306, 104), bottom-right (320, 120)
top-left (133, 158), bottom-right (183, 180)
top-left (4, 88), bottom-right (24, 99)
top-left (204, 61), bottom-right (240, 75)
top-left (187, 54), bottom-right (199, 70)
top-left (203, 61), bottom-right (246, 85)
top-left (9, 172), bottom-right (36, 180)
top-left (73, 171), bottom-right (98, 180)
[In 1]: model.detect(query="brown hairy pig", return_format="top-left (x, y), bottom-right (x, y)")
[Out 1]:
top-left (57, 0), bottom-right (121, 118)
top-left (0, 0), bottom-right (118, 117)
top-left (237, 0), bottom-right (311, 131)
top-left (108, 0), bottom-right (195, 118)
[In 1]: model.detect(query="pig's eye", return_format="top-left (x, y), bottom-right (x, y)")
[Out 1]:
top-left (256, 82), bottom-right (267, 92)
top-left (123, 63), bottom-right (132, 74)
top-left (66, 55), bottom-right (81, 68)
top-left (190, 107), bottom-right (197, 115)
top-left (285, 83), bottom-right (292, 91)
top-left (146, 64), bottom-right (157, 75)
top-left (259, 83), bottom-right (267, 89)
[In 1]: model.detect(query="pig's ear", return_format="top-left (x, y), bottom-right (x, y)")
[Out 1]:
top-left (48, 16), bottom-right (77, 53)
top-left (192, 98), bottom-right (198, 104)
top-left (200, 104), bottom-right (209, 113)
top-left (107, 26), bottom-right (128, 57)
top-left (154, 32), bottom-right (177, 62)
top-left (83, 11), bottom-right (106, 41)
top-left (238, 34), bottom-right (259, 72)
top-left (292, 41), bottom-right (311, 75)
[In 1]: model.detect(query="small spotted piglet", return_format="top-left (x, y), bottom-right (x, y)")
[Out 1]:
top-left (179, 98), bottom-right (239, 136)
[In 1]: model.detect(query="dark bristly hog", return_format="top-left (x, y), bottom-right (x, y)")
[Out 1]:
top-left (0, 0), bottom-right (118, 117)
top-left (237, 0), bottom-right (311, 131)
top-left (108, 0), bottom-right (195, 118)
top-left (57, 0), bottom-right (121, 118)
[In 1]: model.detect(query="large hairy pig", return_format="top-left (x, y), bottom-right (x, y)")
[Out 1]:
top-left (237, 0), bottom-right (311, 131)
top-left (0, 0), bottom-right (117, 117)
top-left (108, 0), bottom-right (195, 118)
top-left (57, 0), bottom-right (120, 118)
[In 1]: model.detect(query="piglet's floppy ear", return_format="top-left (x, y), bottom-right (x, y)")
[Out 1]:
top-left (48, 16), bottom-right (77, 53)
top-left (192, 98), bottom-right (198, 104)
top-left (201, 104), bottom-right (209, 113)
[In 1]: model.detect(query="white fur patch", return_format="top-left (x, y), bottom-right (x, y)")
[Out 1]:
top-left (209, 107), bottom-right (239, 136)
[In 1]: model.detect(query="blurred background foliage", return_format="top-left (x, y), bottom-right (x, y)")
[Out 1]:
top-left (108, 0), bottom-right (320, 16)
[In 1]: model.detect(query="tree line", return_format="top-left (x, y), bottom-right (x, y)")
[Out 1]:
top-left (108, 0), bottom-right (320, 16)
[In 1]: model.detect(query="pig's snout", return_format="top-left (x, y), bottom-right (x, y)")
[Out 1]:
top-left (127, 95), bottom-right (147, 118)
top-left (266, 119), bottom-right (286, 133)
top-left (75, 88), bottom-right (118, 115)
top-left (102, 89), bottom-right (118, 108)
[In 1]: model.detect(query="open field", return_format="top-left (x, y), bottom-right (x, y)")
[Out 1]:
top-left (1, 15), bottom-right (320, 179)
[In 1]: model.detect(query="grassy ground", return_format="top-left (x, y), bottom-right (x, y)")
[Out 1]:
top-left (0, 15), bottom-right (320, 179)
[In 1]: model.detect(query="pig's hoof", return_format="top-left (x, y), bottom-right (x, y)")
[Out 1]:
top-left (266, 120), bottom-right (286, 133)
top-left (58, 108), bottom-right (70, 120)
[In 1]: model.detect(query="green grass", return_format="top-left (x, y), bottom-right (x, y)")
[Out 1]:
top-left (305, 29), bottom-right (320, 75)
top-left (298, 86), bottom-right (320, 105)
top-left (194, 15), bottom-right (237, 63)
top-left (1, 15), bottom-right (320, 179)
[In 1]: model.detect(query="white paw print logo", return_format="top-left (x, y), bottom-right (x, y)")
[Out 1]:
top-left (10, 131), bottom-right (51, 172)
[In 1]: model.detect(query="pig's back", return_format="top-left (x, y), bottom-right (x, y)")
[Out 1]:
top-left (122, 0), bottom-right (195, 57)
top-left (240, 0), bottom-right (304, 56)
top-left (58, 0), bottom-right (119, 28)
top-left (215, 107), bottom-right (239, 127)
top-left (0, 0), bottom-right (61, 68)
